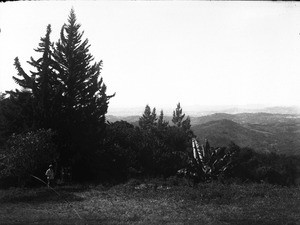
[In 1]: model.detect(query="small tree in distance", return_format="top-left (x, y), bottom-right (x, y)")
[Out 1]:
top-left (157, 110), bottom-right (169, 130)
top-left (139, 105), bottom-right (157, 130)
top-left (172, 103), bottom-right (185, 127)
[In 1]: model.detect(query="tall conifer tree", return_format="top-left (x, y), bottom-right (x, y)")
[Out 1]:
top-left (53, 9), bottom-right (114, 177)
top-left (11, 24), bottom-right (57, 129)
top-left (27, 25), bottom-right (60, 128)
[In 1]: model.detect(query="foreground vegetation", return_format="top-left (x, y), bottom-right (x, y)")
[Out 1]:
top-left (0, 179), bottom-right (299, 225)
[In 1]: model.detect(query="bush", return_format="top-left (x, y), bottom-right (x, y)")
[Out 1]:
top-left (232, 147), bottom-right (299, 186)
top-left (0, 129), bottom-right (58, 187)
top-left (101, 121), bottom-right (191, 181)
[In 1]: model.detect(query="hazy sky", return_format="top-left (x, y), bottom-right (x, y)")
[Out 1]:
top-left (0, 1), bottom-right (300, 114)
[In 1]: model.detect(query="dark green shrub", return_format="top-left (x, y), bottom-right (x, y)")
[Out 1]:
top-left (102, 120), bottom-right (191, 181)
top-left (232, 147), bottom-right (299, 186)
top-left (0, 129), bottom-right (58, 186)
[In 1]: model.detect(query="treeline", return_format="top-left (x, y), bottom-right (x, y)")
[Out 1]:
top-left (102, 103), bottom-right (193, 181)
top-left (0, 10), bottom-right (299, 188)
top-left (1, 95), bottom-right (298, 187)
top-left (0, 101), bottom-right (193, 186)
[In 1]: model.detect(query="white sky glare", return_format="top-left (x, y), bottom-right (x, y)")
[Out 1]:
top-left (0, 1), bottom-right (300, 114)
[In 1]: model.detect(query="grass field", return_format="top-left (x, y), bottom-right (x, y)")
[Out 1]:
top-left (0, 179), bottom-right (299, 225)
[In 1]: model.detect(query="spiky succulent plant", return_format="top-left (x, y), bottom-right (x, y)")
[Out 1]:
top-left (178, 138), bottom-right (239, 183)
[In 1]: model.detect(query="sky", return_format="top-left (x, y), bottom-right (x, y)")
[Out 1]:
top-left (0, 1), bottom-right (300, 115)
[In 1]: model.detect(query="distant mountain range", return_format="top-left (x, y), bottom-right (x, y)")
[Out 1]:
top-left (107, 105), bottom-right (300, 117)
top-left (107, 112), bottom-right (299, 126)
top-left (190, 112), bottom-right (300, 125)
top-left (195, 106), bottom-right (300, 115)
top-left (106, 110), bottom-right (300, 156)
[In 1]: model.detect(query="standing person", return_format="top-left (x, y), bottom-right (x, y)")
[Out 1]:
top-left (45, 164), bottom-right (54, 187)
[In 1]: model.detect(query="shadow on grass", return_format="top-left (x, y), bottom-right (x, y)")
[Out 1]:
top-left (0, 187), bottom-right (85, 203)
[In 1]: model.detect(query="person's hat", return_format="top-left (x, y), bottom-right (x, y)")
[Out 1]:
top-left (49, 164), bottom-right (53, 168)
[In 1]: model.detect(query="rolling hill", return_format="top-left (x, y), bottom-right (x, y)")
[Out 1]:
top-left (190, 112), bottom-right (300, 125)
top-left (191, 119), bottom-right (300, 155)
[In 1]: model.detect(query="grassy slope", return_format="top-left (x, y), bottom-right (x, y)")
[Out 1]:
top-left (0, 180), bottom-right (299, 225)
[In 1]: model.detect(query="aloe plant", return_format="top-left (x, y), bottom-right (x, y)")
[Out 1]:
top-left (180, 138), bottom-right (239, 182)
